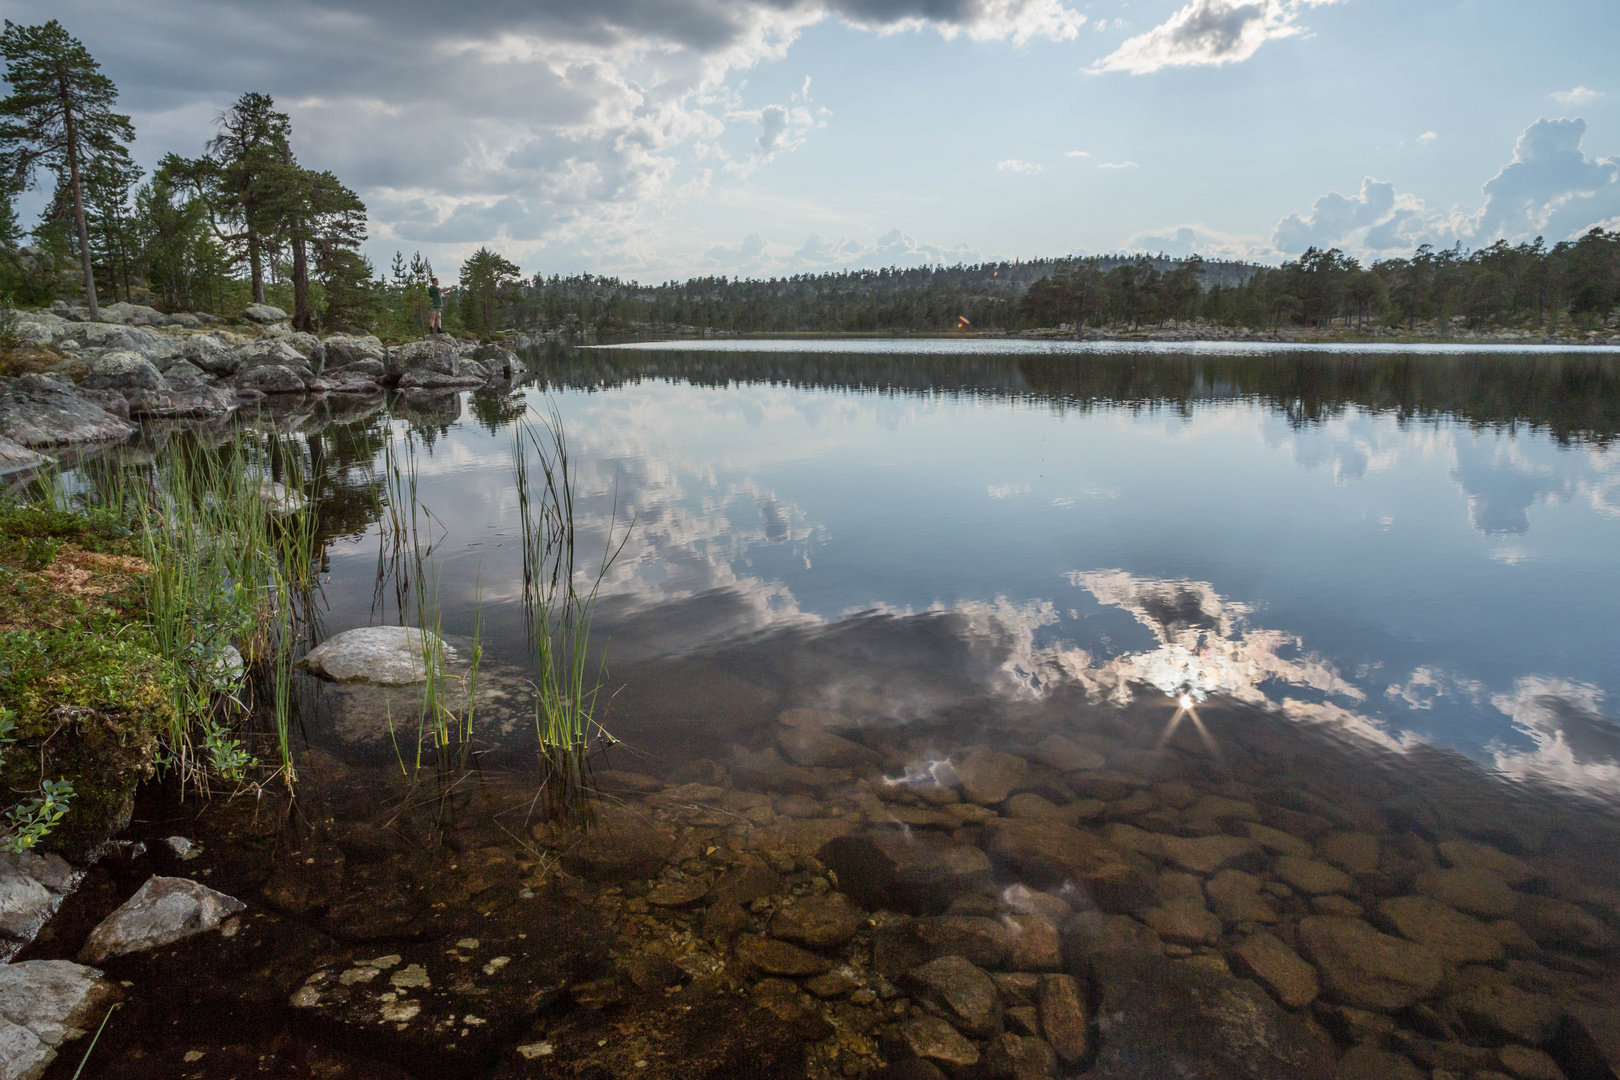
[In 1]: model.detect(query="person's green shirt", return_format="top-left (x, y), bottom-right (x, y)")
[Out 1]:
top-left (428, 284), bottom-right (442, 309)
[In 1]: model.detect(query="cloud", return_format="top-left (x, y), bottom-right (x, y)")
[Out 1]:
top-left (1490, 677), bottom-right (1620, 798)
top-left (37, 0), bottom-right (1082, 278)
top-left (1090, 0), bottom-right (1340, 76)
top-left (1467, 116), bottom-right (1620, 242)
top-left (1271, 176), bottom-right (1431, 255)
top-left (1417, 131), bottom-right (1438, 145)
top-left (1552, 86), bottom-right (1602, 106)
top-left (997, 158), bottom-right (1043, 174)
top-left (1125, 223), bottom-right (1270, 259)
top-left (1064, 150), bottom-right (1090, 158)
top-left (1097, 161), bottom-right (1138, 169)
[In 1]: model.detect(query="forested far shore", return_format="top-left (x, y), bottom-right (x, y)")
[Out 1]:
top-left (3, 19), bottom-right (1618, 346)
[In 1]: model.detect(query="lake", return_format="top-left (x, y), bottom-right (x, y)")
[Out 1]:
top-left (84, 339), bottom-right (1620, 1078)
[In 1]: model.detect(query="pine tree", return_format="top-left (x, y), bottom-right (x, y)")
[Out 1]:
top-left (0, 19), bottom-right (136, 319)
top-left (205, 92), bottom-right (291, 306)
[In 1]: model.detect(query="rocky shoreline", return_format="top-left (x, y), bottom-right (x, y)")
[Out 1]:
top-left (1, 302), bottom-right (539, 474)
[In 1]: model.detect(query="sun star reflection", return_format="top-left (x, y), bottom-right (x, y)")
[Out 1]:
top-left (1157, 689), bottom-right (1221, 758)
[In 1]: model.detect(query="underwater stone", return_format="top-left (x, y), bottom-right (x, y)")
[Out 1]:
top-left (1375, 895), bottom-right (1505, 964)
top-left (1231, 931), bottom-right (1319, 1009)
top-left (78, 875), bottom-right (245, 963)
top-left (295, 625), bottom-right (455, 686)
top-left (1296, 916), bottom-right (1443, 1012)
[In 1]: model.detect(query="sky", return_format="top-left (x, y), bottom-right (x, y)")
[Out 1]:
top-left (10, 0), bottom-right (1620, 281)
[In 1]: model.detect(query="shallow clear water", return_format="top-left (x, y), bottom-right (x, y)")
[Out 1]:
top-left (305, 343), bottom-right (1620, 802)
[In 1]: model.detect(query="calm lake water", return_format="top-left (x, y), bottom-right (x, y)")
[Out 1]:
top-left (59, 339), bottom-right (1620, 1079)
top-left (304, 341), bottom-right (1620, 802)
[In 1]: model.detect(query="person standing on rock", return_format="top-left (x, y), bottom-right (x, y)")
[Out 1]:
top-left (428, 277), bottom-right (444, 333)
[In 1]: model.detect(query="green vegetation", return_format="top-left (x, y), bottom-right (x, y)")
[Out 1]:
top-left (0, 438), bottom-right (321, 852)
top-left (513, 412), bottom-right (628, 817)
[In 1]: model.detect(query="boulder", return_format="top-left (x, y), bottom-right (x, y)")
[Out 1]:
top-left (240, 303), bottom-right (289, 324)
top-left (1374, 895), bottom-right (1504, 964)
top-left (323, 334), bottom-right (387, 370)
top-left (1415, 868), bottom-right (1520, 919)
top-left (284, 331), bottom-right (324, 363)
top-left (387, 339), bottom-right (459, 383)
top-left (96, 301), bottom-right (165, 326)
top-left (906, 955), bottom-right (1001, 1036)
top-left (1449, 982), bottom-right (1563, 1045)
top-left (180, 334), bottom-right (239, 376)
top-left (777, 726), bottom-right (876, 769)
top-left (13, 312), bottom-right (64, 346)
top-left (954, 747), bottom-right (1031, 804)
top-left (987, 818), bottom-right (1149, 911)
top-left (1029, 734), bottom-right (1105, 773)
top-left (1037, 973), bottom-right (1088, 1063)
top-left (0, 375), bottom-right (136, 446)
top-left (295, 626), bottom-right (455, 686)
top-left (1231, 931), bottom-right (1319, 1009)
top-left (0, 960), bottom-right (119, 1080)
top-left (1206, 869), bottom-right (1281, 923)
top-left (0, 436), bottom-right (45, 476)
top-left (78, 875), bottom-right (245, 963)
top-left (235, 339), bottom-right (309, 371)
top-left (1084, 946), bottom-right (1335, 1079)
top-left (471, 343), bottom-right (525, 380)
top-left (734, 934), bottom-right (834, 976)
top-left (1295, 916), bottom-right (1443, 1012)
top-left (984, 1033), bottom-right (1058, 1080)
top-left (1273, 856), bottom-right (1354, 895)
top-left (235, 364), bottom-right (313, 395)
top-left (893, 1016), bottom-right (981, 1069)
top-left (820, 832), bottom-right (992, 916)
top-left (1437, 840), bottom-right (1535, 885)
top-left (770, 893), bottom-right (863, 949)
top-left (161, 312), bottom-right (203, 329)
top-left (80, 350), bottom-right (166, 395)
top-left (1161, 834), bottom-right (1265, 875)
top-left (558, 803), bottom-right (675, 883)
top-left (396, 369), bottom-right (486, 389)
top-left (1140, 896), bottom-right (1223, 945)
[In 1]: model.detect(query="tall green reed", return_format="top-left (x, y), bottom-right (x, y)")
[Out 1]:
top-left (513, 406), bottom-right (630, 819)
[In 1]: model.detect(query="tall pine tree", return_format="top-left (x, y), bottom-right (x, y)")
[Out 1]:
top-left (0, 19), bottom-right (136, 319)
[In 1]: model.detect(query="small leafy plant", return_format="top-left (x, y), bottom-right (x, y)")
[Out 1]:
top-left (2, 777), bottom-right (76, 853)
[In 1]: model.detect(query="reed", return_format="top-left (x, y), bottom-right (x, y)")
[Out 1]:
top-left (513, 406), bottom-right (630, 819)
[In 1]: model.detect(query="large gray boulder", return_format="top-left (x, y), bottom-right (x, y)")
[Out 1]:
top-left (0, 375), bottom-right (136, 446)
top-left (235, 339), bottom-right (308, 372)
top-left (240, 302), bottom-right (288, 324)
top-left (386, 338), bottom-right (459, 383)
top-left (78, 875), bottom-right (246, 964)
top-left (472, 343), bottom-right (525, 381)
top-left (0, 960), bottom-right (118, 1080)
top-left (283, 332), bottom-right (325, 371)
top-left (160, 312), bottom-right (203, 329)
top-left (131, 366), bottom-right (237, 420)
top-left (235, 364), bottom-right (312, 395)
top-left (12, 312), bottom-right (64, 347)
top-left (96, 301), bottom-right (165, 326)
top-left (81, 350), bottom-right (166, 395)
top-left (295, 625), bottom-right (457, 686)
top-left (57, 322), bottom-right (179, 364)
top-left (180, 334), bottom-right (239, 376)
top-left (0, 852), bottom-right (79, 960)
top-left (324, 334), bottom-right (386, 371)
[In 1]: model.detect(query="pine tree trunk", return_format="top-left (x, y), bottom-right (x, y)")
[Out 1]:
top-left (249, 227), bottom-right (264, 305)
top-left (291, 235), bottom-right (311, 331)
top-left (63, 106), bottom-right (100, 320)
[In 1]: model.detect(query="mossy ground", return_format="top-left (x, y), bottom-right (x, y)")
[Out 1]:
top-left (0, 502), bottom-right (179, 855)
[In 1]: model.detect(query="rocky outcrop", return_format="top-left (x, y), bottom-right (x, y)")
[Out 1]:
top-left (78, 875), bottom-right (246, 964)
top-left (0, 374), bottom-right (136, 446)
top-left (386, 339), bottom-right (460, 384)
top-left (81, 351), bottom-right (235, 419)
top-left (0, 852), bottom-right (80, 961)
top-left (0, 436), bottom-right (44, 475)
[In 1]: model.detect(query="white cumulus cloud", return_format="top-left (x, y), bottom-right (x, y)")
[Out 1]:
top-left (1417, 130), bottom-right (1438, 145)
top-left (1090, 0), bottom-right (1341, 76)
top-left (997, 158), bottom-right (1044, 174)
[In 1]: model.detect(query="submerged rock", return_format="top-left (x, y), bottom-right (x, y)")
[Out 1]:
top-left (1375, 895), bottom-right (1505, 964)
top-left (906, 955), bottom-right (1002, 1037)
top-left (1085, 946), bottom-right (1334, 1079)
top-left (295, 625), bottom-right (455, 686)
top-left (78, 875), bottom-right (246, 963)
top-left (0, 960), bottom-right (119, 1080)
top-left (1295, 915), bottom-right (1443, 1012)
